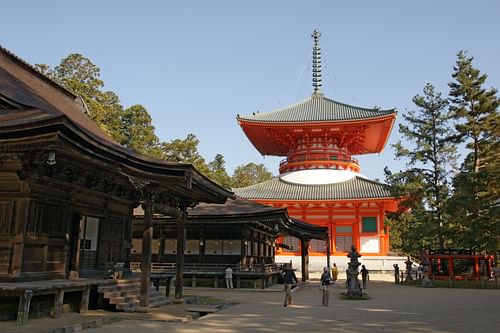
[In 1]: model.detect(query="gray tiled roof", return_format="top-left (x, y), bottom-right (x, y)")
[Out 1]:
top-left (238, 93), bottom-right (395, 123)
top-left (233, 176), bottom-right (393, 200)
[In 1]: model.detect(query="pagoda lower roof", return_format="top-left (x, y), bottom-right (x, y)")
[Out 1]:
top-left (237, 93), bottom-right (396, 123)
top-left (233, 176), bottom-right (394, 201)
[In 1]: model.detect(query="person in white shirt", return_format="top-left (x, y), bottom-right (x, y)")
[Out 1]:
top-left (225, 266), bottom-right (234, 289)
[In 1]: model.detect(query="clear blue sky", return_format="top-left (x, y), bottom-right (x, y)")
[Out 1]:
top-left (2, 1), bottom-right (499, 181)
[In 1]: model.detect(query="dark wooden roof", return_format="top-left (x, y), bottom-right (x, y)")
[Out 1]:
top-left (0, 45), bottom-right (233, 204)
top-left (134, 196), bottom-right (328, 240)
top-left (187, 196), bottom-right (285, 217)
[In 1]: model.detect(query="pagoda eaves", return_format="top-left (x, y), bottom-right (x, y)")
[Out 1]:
top-left (237, 94), bottom-right (397, 159)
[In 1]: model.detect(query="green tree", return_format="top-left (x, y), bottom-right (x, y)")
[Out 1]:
top-left (47, 54), bottom-right (122, 138)
top-left (449, 51), bottom-right (499, 172)
top-left (34, 63), bottom-right (53, 77)
top-left (120, 104), bottom-right (162, 157)
top-left (447, 51), bottom-right (500, 254)
top-left (231, 163), bottom-right (273, 188)
top-left (207, 154), bottom-right (232, 189)
top-left (36, 54), bottom-right (163, 156)
top-left (447, 156), bottom-right (500, 254)
top-left (386, 83), bottom-right (458, 250)
top-left (160, 134), bottom-right (210, 175)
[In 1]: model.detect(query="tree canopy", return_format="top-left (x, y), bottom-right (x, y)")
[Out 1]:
top-left (231, 163), bottom-right (273, 188)
top-left (386, 83), bottom-right (458, 250)
top-left (446, 51), bottom-right (500, 255)
top-left (387, 52), bottom-right (499, 256)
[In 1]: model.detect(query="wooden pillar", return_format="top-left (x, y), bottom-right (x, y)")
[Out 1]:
top-left (51, 289), bottom-right (64, 318)
top-left (158, 224), bottom-right (165, 263)
top-left (300, 238), bottom-right (309, 282)
top-left (68, 213), bottom-right (82, 278)
top-left (326, 233), bottom-right (331, 268)
top-left (11, 199), bottom-right (29, 278)
top-left (474, 257), bottom-right (479, 277)
top-left (448, 257), bottom-right (454, 279)
top-left (80, 285), bottom-right (91, 313)
top-left (199, 227), bottom-right (205, 264)
top-left (16, 289), bottom-right (33, 326)
top-left (174, 208), bottom-right (187, 301)
top-left (139, 196), bottom-right (154, 309)
top-left (354, 204), bottom-right (360, 250)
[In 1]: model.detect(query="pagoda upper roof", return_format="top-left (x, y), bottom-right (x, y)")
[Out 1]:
top-left (233, 175), bottom-right (394, 201)
top-left (238, 93), bottom-right (396, 124)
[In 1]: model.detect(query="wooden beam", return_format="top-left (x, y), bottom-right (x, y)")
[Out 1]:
top-left (300, 238), bottom-right (309, 282)
top-left (326, 233), bottom-right (331, 268)
top-left (139, 196), bottom-right (153, 309)
top-left (174, 208), bottom-right (187, 301)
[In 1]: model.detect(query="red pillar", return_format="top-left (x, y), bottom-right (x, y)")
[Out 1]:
top-left (474, 257), bottom-right (479, 278)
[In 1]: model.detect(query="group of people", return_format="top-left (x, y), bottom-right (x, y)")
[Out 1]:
top-left (226, 263), bottom-right (373, 307)
top-left (282, 262), bottom-right (370, 307)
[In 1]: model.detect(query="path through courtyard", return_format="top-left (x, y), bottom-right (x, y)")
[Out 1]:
top-left (82, 279), bottom-right (499, 333)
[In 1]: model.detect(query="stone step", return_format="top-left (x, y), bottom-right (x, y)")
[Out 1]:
top-left (108, 295), bottom-right (139, 305)
top-left (98, 282), bottom-right (141, 293)
top-left (116, 278), bottom-right (141, 284)
top-left (116, 300), bottom-right (139, 312)
top-left (102, 291), bottom-right (123, 299)
top-left (99, 279), bottom-right (170, 312)
top-left (148, 298), bottom-right (171, 308)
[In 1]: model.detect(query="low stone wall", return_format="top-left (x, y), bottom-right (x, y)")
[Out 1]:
top-left (277, 255), bottom-right (412, 274)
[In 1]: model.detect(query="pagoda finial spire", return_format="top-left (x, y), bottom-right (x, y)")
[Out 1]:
top-left (311, 29), bottom-right (322, 95)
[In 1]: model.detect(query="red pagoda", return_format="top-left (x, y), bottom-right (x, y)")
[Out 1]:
top-left (235, 30), bottom-right (400, 264)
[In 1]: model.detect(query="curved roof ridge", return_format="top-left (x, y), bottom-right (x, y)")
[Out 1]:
top-left (233, 175), bottom-right (394, 200)
top-left (243, 95), bottom-right (313, 120)
top-left (0, 44), bottom-right (76, 100)
top-left (238, 93), bottom-right (396, 123)
top-left (320, 94), bottom-right (395, 113)
top-left (231, 177), bottom-right (279, 191)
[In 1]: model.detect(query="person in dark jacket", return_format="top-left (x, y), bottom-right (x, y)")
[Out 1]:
top-left (282, 263), bottom-right (297, 307)
top-left (361, 265), bottom-right (369, 289)
top-left (393, 264), bottom-right (400, 284)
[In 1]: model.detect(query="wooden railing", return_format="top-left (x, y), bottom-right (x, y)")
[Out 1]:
top-left (130, 262), bottom-right (282, 274)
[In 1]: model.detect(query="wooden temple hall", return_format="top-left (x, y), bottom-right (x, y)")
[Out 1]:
top-left (0, 46), bottom-right (327, 324)
top-left (131, 197), bottom-right (328, 287)
top-left (0, 46), bottom-right (235, 323)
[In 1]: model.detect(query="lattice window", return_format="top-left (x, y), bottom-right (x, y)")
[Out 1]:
top-left (362, 217), bottom-right (377, 233)
top-left (335, 236), bottom-right (352, 252)
top-left (310, 239), bottom-right (327, 253)
top-left (282, 236), bottom-right (299, 252)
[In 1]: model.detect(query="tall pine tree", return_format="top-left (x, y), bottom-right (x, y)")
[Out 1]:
top-left (447, 51), bottom-right (499, 254)
top-left (386, 83), bottom-right (458, 251)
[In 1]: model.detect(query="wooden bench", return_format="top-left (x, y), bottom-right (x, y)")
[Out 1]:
top-left (150, 273), bottom-right (174, 297)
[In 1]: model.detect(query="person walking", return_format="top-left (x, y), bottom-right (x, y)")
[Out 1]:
top-left (225, 266), bottom-right (234, 289)
top-left (320, 266), bottom-right (331, 306)
top-left (393, 263), bottom-right (400, 284)
top-left (360, 265), bottom-right (369, 290)
top-left (331, 263), bottom-right (339, 285)
top-left (282, 263), bottom-right (297, 307)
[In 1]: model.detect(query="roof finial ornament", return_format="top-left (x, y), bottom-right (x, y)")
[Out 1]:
top-left (311, 29), bottom-right (322, 95)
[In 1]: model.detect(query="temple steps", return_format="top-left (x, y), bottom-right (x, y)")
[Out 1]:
top-left (98, 278), bottom-right (170, 312)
